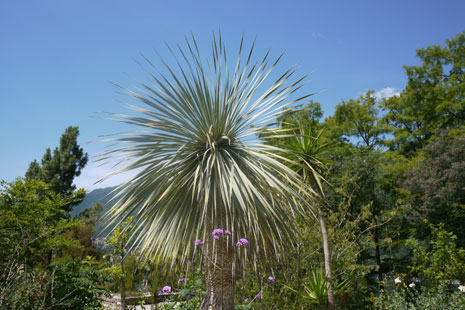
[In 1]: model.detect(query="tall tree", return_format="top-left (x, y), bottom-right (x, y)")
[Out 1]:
top-left (100, 34), bottom-right (314, 310)
top-left (26, 126), bottom-right (88, 212)
top-left (382, 31), bottom-right (465, 156)
top-left (323, 91), bottom-right (394, 289)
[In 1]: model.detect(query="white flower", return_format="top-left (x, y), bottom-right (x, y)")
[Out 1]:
top-left (409, 283), bottom-right (415, 288)
top-left (394, 277), bottom-right (402, 284)
top-left (459, 285), bottom-right (465, 292)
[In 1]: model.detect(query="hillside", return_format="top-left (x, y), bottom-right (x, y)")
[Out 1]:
top-left (71, 186), bottom-right (116, 217)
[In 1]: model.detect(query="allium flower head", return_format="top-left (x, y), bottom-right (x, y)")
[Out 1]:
top-left (178, 278), bottom-right (185, 284)
top-left (194, 239), bottom-right (204, 246)
top-left (268, 276), bottom-right (275, 282)
top-left (213, 235), bottom-right (220, 240)
top-left (236, 238), bottom-right (249, 246)
top-left (224, 230), bottom-right (232, 235)
top-left (394, 277), bottom-right (401, 284)
top-left (212, 228), bottom-right (224, 235)
top-left (255, 293), bottom-right (262, 300)
top-left (459, 285), bottom-right (465, 292)
top-left (162, 286), bottom-right (171, 293)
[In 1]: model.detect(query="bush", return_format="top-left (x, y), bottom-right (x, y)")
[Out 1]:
top-left (374, 282), bottom-right (465, 309)
top-left (1, 258), bottom-right (108, 310)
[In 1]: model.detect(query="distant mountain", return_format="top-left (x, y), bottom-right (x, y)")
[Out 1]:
top-left (71, 186), bottom-right (116, 217)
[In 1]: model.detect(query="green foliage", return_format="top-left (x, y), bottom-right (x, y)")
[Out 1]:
top-left (0, 179), bottom-right (80, 267)
top-left (406, 223), bottom-right (465, 287)
top-left (106, 217), bottom-right (135, 258)
top-left (1, 258), bottom-right (108, 310)
top-left (45, 258), bottom-right (108, 310)
top-left (284, 268), bottom-right (329, 305)
top-left (329, 90), bottom-right (389, 150)
top-left (64, 203), bottom-right (104, 258)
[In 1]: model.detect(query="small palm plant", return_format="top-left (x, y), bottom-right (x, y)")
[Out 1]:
top-left (98, 34), bottom-right (314, 310)
top-left (268, 125), bottom-right (336, 309)
top-left (285, 268), bottom-right (329, 306)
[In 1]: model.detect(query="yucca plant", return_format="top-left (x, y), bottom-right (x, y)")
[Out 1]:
top-left (98, 34), bottom-right (315, 310)
top-left (285, 268), bottom-right (329, 306)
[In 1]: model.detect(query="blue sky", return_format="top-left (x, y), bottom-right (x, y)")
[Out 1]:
top-left (1, 0), bottom-right (464, 190)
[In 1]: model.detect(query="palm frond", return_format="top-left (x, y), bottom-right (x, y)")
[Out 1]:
top-left (98, 33), bottom-right (314, 267)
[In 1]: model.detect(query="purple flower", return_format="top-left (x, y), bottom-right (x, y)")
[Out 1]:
top-left (162, 286), bottom-right (171, 293)
top-left (157, 290), bottom-right (162, 296)
top-left (195, 239), bottom-right (204, 246)
top-left (268, 276), bottom-right (275, 282)
top-left (212, 228), bottom-right (224, 235)
top-left (255, 293), bottom-right (262, 300)
top-left (213, 235), bottom-right (220, 240)
top-left (224, 230), bottom-right (232, 235)
top-left (236, 241), bottom-right (243, 247)
top-left (186, 294), bottom-right (191, 299)
top-left (178, 278), bottom-right (185, 284)
top-left (239, 238), bottom-right (248, 246)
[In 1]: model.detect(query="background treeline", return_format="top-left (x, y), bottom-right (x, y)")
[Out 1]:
top-left (0, 31), bottom-right (464, 309)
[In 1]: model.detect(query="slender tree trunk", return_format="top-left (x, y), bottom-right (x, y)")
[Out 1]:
top-left (46, 250), bottom-right (52, 265)
top-left (319, 208), bottom-right (335, 310)
top-left (201, 232), bottom-right (235, 310)
top-left (374, 226), bottom-right (384, 290)
top-left (120, 253), bottom-right (126, 310)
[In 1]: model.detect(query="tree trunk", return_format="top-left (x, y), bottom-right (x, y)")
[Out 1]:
top-left (201, 232), bottom-right (235, 310)
top-left (120, 253), bottom-right (126, 310)
top-left (319, 208), bottom-right (335, 310)
top-left (374, 226), bottom-right (384, 290)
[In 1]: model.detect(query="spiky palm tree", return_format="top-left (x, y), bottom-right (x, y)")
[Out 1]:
top-left (99, 34), bottom-right (314, 310)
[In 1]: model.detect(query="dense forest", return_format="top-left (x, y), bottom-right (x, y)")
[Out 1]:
top-left (1, 31), bottom-right (464, 309)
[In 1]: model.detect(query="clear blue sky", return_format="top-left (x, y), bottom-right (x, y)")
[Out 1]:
top-left (1, 0), bottom-right (464, 190)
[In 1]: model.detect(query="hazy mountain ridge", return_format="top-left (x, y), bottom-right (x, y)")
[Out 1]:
top-left (71, 186), bottom-right (116, 217)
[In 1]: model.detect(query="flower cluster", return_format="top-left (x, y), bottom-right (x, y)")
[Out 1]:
top-left (212, 228), bottom-right (224, 240)
top-left (459, 285), bottom-right (465, 292)
top-left (211, 228), bottom-right (232, 240)
top-left (236, 238), bottom-right (249, 247)
top-left (195, 239), bottom-right (204, 246)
